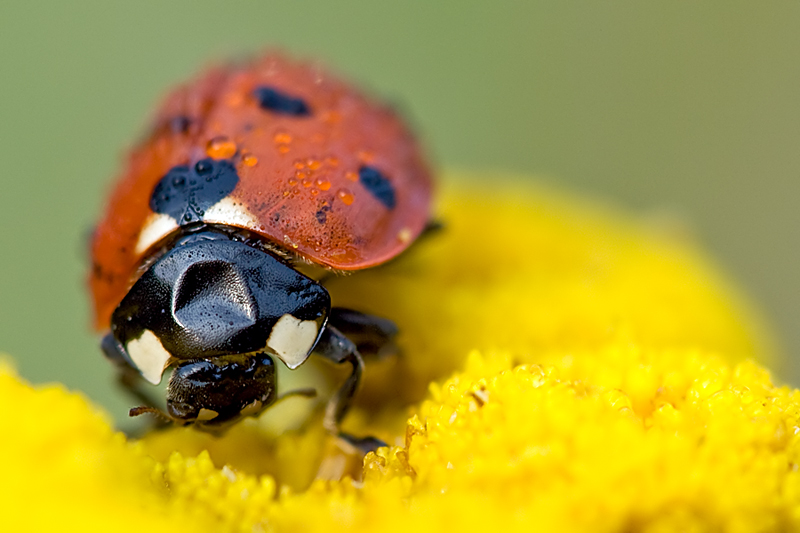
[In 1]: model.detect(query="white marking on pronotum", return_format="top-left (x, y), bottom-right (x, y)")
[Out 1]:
top-left (126, 330), bottom-right (172, 385)
top-left (135, 213), bottom-right (179, 254)
top-left (136, 197), bottom-right (258, 255)
top-left (267, 314), bottom-right (318, 369)
top-left (203, 196), bottom-right (259, 228)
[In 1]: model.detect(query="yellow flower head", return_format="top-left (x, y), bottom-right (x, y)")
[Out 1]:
top-left (1, 175), bottom-right (795, 532)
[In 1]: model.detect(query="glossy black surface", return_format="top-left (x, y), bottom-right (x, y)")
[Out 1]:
top-left (111, 231), bottom-right (330, 360)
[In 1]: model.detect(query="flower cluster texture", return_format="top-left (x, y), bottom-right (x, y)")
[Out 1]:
top-left (2, 175), bottom-right (796, 533)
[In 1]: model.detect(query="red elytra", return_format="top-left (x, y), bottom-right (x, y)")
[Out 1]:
top-left (89, 53), bottom-right (433, 330)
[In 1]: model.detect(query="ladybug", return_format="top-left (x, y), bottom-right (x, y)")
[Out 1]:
top-left (89, 53), bottom-right (433, 449)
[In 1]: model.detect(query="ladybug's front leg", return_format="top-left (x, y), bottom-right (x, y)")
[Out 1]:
top-left (313, 325), bottom-right (387, 454)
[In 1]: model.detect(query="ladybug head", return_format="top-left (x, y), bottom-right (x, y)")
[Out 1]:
top-left (107, 229), bottom-right (330, 424)
top-left (161, 353), bottom-right (279, 430)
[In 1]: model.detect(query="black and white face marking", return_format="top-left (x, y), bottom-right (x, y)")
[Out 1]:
top-left (111, 229), bottom-right (331, 385)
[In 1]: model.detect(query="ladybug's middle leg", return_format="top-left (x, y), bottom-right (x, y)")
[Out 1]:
top-left (313, 325), bottom-right (387, 453)
top-left (327, 307), bottom-right (398, 359)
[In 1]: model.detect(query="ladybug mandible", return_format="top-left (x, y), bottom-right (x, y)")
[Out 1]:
top-left (89, 53), bottom-right (433, 449)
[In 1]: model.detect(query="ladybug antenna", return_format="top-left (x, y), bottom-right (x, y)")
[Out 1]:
top-left (129, 405), bottom-right (176, 424)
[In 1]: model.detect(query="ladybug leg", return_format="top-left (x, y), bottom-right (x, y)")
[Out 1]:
top-left (328, 308), bottom-right (398, 359)
top-left (277, 387), bottom-right (318, 402)
top-left (314, 325), bottom-right (388, 454)
top-left (100, 333), bottom-right (164, 416)
top-left (314, 326), bottom-right (363, 430)
top-left (421, 219), bottom-right (445, 237)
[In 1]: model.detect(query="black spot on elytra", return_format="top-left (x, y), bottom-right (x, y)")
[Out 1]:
top-left (253, 86), bottom-right (310, 116)
top-left (150, 158), bottom-right (239, 225)
top-left (169, 116), bottom-right (191, 134)
top-left (359, 166), bottom-right (396, 209)
top-left (315, 204), bottom-right (331, 224)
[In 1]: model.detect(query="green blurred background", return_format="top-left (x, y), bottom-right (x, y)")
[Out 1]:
top-left (1, 1), bottom-right (799, 420)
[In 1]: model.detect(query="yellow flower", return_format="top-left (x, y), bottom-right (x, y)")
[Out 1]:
top-left (1, 174), bottom-right (795, 532)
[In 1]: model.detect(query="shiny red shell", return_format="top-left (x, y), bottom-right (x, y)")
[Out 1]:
top-left (89, 53), bottom-right (433, 330)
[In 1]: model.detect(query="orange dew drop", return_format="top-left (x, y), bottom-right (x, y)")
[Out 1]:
top-left (302, 178), bottom-right (313, 188)
top-left (311, 189), bottom-right (319, 196)
top-left (283, 190), bottom-right (291, 197)
top-left (242, 154), bottom-right (258, 167)
top-left (316, 178), bottom-right (331, 191)
top-left (288, 178), bottom-right (298, 186)
top-left (294, 160), bottom-right (306, 170)
top-left (206, 136), bottom-right (237, 159)
top-left (337, 189), bottom-right (355, 206)
top-left (307, 159), bottom-right (322, 171)
top-left (345, 171), bottom-right (358, 182)
top-left (358, 150), bottom-right (374, 163)
top-left (295, 170), bottom-right (307, 180)
top-left (226, 92), bottom-right (244, 107)
top-left (324, 156), bottom-right (339, 168)
top-left (323, 111), bottom-right (342, 123)
top-left (274, 132), bottom-right (292, 144)
top-left (278, 145), bottom-right (290, 154)
top-left (328, 247), bottom-right (359, 262)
